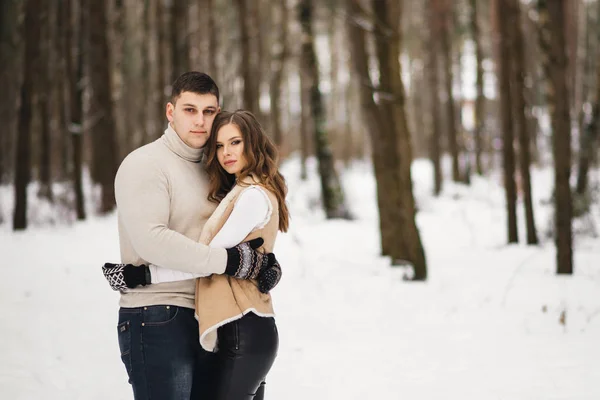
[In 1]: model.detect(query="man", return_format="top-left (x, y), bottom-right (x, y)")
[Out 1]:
top-left (105, 72), bottom-right (280, 399)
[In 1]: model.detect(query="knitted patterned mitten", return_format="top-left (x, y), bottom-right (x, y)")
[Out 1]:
top-left (224, 238), bottom-right (269, 280)
top-left (102, 263), bottom-right (151, 291)
top-left (257, 254), bottom-right (282, 294)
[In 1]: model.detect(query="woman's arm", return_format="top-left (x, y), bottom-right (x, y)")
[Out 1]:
top-left (150, 187), bottom-right (271, 284)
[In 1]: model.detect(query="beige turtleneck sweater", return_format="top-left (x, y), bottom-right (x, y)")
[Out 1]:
top-left (115, 124), bottom-right (227, 309)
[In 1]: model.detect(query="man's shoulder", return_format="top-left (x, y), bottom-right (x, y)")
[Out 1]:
top-left (116, 139), bottom-right (169, 182)
top-left (119, 139), bottom-right (164, 169)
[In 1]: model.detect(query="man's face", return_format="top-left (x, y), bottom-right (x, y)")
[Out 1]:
top-left (166, 91), bottom-right (220, 149)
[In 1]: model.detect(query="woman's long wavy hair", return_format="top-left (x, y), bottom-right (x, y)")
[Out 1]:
top-left (204, 110), bottom-right (289, 232)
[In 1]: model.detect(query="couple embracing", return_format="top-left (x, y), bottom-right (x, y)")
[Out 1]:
top-left (101, 71), bottom-right (289, 399)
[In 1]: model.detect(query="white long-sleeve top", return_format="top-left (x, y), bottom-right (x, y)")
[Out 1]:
top-left (150, 186), bottom-right (271, 283)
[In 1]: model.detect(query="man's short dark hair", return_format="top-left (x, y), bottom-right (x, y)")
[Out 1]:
top-left (171, 72), bottom-right (220, 104)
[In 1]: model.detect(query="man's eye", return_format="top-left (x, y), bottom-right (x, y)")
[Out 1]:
top-left (204, 110), bottom-right (215, 115)
top-left (185, 108), bottom-right (195, 113)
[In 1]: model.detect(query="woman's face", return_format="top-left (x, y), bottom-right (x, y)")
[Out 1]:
top-left (216, 123), bottom-right (247, 177)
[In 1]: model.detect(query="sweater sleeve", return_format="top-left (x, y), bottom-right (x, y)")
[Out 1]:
top-left (149, 186), bottom-right (270, 283)
top-left (115, 152), bottom-right (227, 275)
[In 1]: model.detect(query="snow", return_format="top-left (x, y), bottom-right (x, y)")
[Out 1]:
top-left (1, 156), bottom-right (599, 399)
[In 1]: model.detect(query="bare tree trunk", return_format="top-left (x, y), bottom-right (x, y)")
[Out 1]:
top-left (299, 0), bottom-right (350, 219)
top-left (269, 0), bottom-right (289, 148)
top-left (85, 0), bottom-right (118, 214)
top-left (575, 2), bottom-right (600, 196)
top-left (0, 0), bottom-right (23, 185)
top-left (573, 0), bottom-right (586, 135)
top-left (123, 1), bottom-right (145, 149)
top-left (496, 0), bottom-right (519, 243)
top-left (538, 0), bottom-right (573, 274)
top-left (522, 1), bottom-right (542, 165)
top-left (439, 0), bottom-right (461, 182)
top-left (576, 2), bottom-right (593, 140)
top-left (14, 0), bottom-right (42, 230)
top-left (170, 0), bottom-right (189, 82)
top-left (237, 0), bottom-right (261, 116)
top-left (156, 0), bottom-right (169, 138)
top-left (299, 70), bottom-right (310, 181)
top-left (52, 0), bottom-right (69, 182)
top-left (65, 0), bottom-right (85, 220)
top-left (348, 0), bottom-right (397, 257)
top-left (145, 0), bottom-right (162, 142)
top-left (427, 0), bottom-right (443, 196)
top-left (509, 0), bottom-right (538, 244)
top-left (471, 0), bottom-right (485, 175)
top-left (375, 0), bottom-right (427, 279)
top-left (575, 61), bottom-right (600, 196)
top-left (38, 1), bottom-right (54, 202)
top-left (207, 0), bottom-right (218, 76)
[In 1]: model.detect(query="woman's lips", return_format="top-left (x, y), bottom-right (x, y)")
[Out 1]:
top-left (224, 160), bottom-right (236, 166)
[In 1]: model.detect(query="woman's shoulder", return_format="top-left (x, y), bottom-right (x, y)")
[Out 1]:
top-left (235, 185), bottom-right (274, 208)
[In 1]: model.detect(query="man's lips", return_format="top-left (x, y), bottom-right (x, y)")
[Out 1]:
top-left (190, 130), bottom-right (206, 134)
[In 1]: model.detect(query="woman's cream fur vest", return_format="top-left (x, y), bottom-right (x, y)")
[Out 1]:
top-left (194, 175), bottom-right (279, 352)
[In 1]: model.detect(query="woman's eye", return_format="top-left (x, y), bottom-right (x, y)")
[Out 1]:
top-left (231, 140), bottom-right (241, 145)
top-left (216, 144), bottom-right (223, 149)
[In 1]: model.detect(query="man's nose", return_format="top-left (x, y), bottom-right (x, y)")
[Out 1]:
top-left (196, 114), bottom-right (205, 127)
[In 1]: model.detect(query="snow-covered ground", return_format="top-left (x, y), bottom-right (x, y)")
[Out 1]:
top-left (1, 157), bottom-right (599, 399)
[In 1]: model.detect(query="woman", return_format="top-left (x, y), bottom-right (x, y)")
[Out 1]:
top-left (112, 110), bottom-right (289, 399)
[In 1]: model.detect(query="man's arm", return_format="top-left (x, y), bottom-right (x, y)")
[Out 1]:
top-left (149, 187), bottom-right (270, 283)
top-left (115, 152), bottom-right (227, 275)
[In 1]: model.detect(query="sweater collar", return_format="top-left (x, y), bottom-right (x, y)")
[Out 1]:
top-left (161, 123), bottom-right (204, 162)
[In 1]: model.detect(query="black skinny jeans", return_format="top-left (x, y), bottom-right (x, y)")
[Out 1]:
top-left (212, 312), bottom-right (279, 400)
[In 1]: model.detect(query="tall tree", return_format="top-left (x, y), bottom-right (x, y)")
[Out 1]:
top-left (299, 0), bottom-right (350, 218)
top-left (65, 0), bottom-right (85, 220)
top-left (347, 0), bottom-right (427, 279)
top-left (170, 0), bottom-right (190, 82)
top-left (439, 0), bottom-right (461, 182)
top-left (269, 0), bottom-right (289, 148)
top-left (470, 0), bottom-right (485, 175)
top-left (85, 0), bottom-right (119, 214)
top-left (347, 0), bottom-right (393, 254)
top-left (299, 64), bottom-right (311, 181)
top-left (38, 1), bottom-right (53, 202)
top-left (509, 0), bottom-right (538, 244)
top-left (237, 0), bottom-right (261, 116)
top-left (575, 1), bottom-right (600, 196)
top-left (538, 0), bottom-right (573, 274)
top-left (427, 0), bottom-right (443, 195)
top-left (124, 1), bottom-right (146, 150)
top-left (496, 0), bottom-right (519, 243)
top-left (373, 0), bottom-right (427, 279)
top-left (0, 0), bottom-right (23, 185)
top-left (14, 0), bottom-right (41, 230)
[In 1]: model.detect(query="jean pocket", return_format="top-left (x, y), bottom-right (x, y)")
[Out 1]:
top-left (142, 305), bottom-right (179, 326)
top-left (117, 320), bottom-right (132, 376)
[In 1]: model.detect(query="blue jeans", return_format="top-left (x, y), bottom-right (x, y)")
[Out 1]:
top-left (117, 306), bottom-right (218, 400)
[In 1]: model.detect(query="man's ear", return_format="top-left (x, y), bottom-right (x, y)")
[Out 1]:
top-left (166, 102), bottom-right (175, 122)
top-left (217, 106), bottom-right (221, 114)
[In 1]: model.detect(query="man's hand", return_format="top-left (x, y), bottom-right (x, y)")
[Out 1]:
top-left (257, 253), bottom-right (282, 294)
top-left (102, 263), bottom-right (151, 291)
